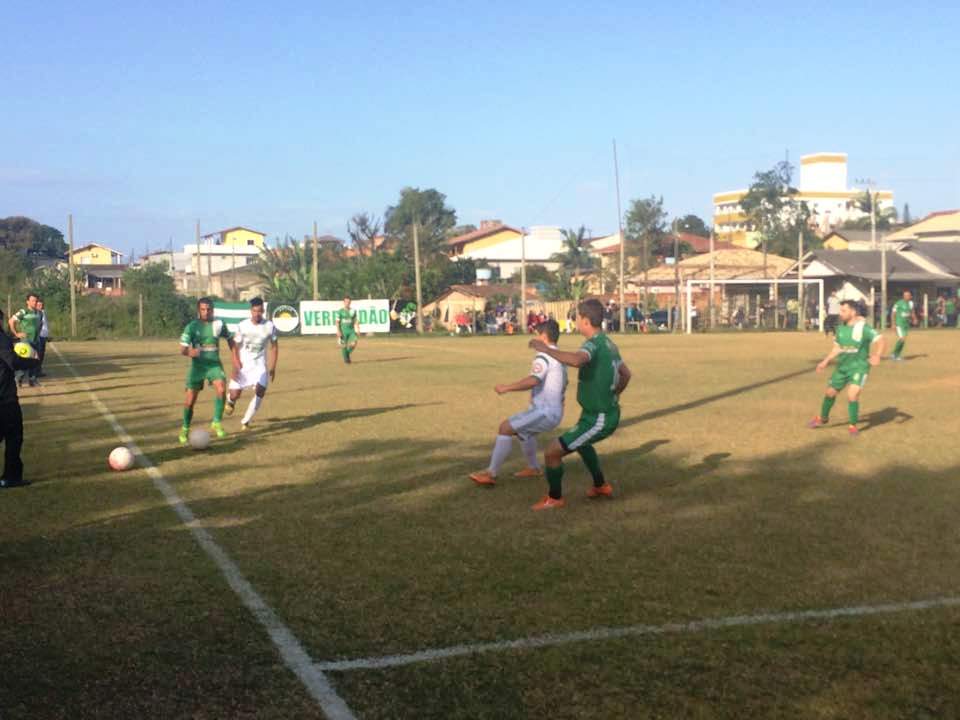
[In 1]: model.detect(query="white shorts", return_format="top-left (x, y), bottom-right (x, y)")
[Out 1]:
top-left (229, 364), bottom-right (269, 391)
top-left (509, 407), bottom-right (562, 441)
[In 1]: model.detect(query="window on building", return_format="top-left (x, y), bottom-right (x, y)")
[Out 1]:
top-left (247, 239), bottom-right (255, 246)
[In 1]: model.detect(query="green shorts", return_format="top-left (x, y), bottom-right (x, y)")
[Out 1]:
top-left (560, 407), bottom-right (620, 452)
top-left (186, 362), bottom-right (226, 390)
top-left (829, 364), bottom-right (869, 391)
top-left (340, 331), bottom-right (358, 345)
top-left (895, 324), bottom-right (909, 339)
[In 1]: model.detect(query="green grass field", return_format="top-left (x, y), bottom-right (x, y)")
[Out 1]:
top-left (3, 329), bottom-right (959, 719)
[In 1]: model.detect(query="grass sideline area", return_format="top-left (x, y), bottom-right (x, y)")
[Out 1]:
top-left (2, 330), bottom-right (959, 719)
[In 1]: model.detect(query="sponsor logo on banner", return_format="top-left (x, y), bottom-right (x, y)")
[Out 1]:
top-left (300, 300), bottom-right (391, 335)
top-left (272, 304), bottom-right (301, 334)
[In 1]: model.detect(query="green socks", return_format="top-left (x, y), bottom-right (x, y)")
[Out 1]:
top-left (545, 465), bottom-right (564, 500)
top-left (820, 396), bottom-right (836, 421)
top-left (341, 346), bottom-right (349, 361)
top-left (213, 396), bottom-right (225, 423)
top-left (182, 406), bottom-right (193, 428)
top-left (893, 339), bottom-right (905, 357)
top-left (577, 445), bottom-right (605, 487)
top-left (848, 401), bottom-right (859, 425)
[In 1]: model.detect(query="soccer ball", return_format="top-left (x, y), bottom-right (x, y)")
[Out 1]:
top-left (108, 446), bottom-right (135, 471)
top-left (14, 342), bottom-right (36, 359)
top-left (188, 428), bottom-right (211, 450)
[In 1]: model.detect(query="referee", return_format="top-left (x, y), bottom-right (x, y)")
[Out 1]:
top-left (0, 309), bottom-right (39, 489)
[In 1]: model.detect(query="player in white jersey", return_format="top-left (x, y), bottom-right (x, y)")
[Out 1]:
top-left (226, 297), bottom-right (279, 430)
top-left (470, 319), bottom-right (567, 486)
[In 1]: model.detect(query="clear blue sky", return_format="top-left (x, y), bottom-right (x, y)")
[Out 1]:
top-left (3, 1), bottom-right (958, 256)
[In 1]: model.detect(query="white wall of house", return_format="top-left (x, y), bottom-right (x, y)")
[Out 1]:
top-left (458, 225), bottom-right (567, 275)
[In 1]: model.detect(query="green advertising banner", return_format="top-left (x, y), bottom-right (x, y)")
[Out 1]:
top-left (299, 300), bottom-right (391, 335)
top-left (213, 302), bottom-right (253, 333)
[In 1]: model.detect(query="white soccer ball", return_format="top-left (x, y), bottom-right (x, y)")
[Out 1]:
top-left (108, 446), bottom-right (135, 471)
top-left (188, 428), bottom-right (211, 450)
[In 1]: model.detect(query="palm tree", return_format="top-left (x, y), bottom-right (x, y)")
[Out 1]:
top-left (550, 226), bottom-right (596, 280)
top-left (255, 236), bottom-right (312, 302)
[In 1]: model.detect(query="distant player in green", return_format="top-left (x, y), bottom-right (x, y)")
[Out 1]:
top-left (808, 300), bottom-right (884, 437)
top-left (178, 297), bottom-right (235, 444)
top-left (890, 290), bottom-right (916, 361)
top-left (528, 298), bottom-right (632, 511)
top-left (8, 293), bottom-right (42, 387)
top-left (336, 296), bottom-right (359, 364)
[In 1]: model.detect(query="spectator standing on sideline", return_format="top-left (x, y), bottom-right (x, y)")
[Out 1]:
top-left (825, 290), bottom-right (841, 335)
top-left (946, 295), bottom-right (958, 328)
top-left (0, 309), bottom-right (40, 488)
top-left (36, 299), bottom-right (50, 376)
top-left (9, 293), bottom-right (42, 387)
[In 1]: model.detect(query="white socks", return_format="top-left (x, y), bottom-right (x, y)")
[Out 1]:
top-left (488, 435), bottom-right (514, 476)
top-left (242, 395), bottom-right (262, 425)
top-left (521, 436), bottom-right (540, 469)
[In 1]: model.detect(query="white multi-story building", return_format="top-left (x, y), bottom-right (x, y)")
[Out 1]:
top-left (713, 153), bottom-right (894, 247)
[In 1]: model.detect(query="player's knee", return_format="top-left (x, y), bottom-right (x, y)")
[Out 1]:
top-left (256, 385), bottom-right (266, 398)
top-left (545, 441), bottom-right (565, 465)
top-left (498, 420), bottom-right (514, 435)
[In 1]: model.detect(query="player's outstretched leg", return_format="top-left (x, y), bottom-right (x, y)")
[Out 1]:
top-left (471, 419), bottom-right (516, 486)
top-left (181, 389), bottom-right (199, 445)
top-left (241, 385), bottom-right (266, 429)
top-left (580, 445), bottom-right (613, 498)
top-left (211, 380), bottom-right (227, 438)
top-left (346, 337), bottom-right (358, 363)
top-left (846, 384), bottom-right (862, 437)
top-left (809, 388), bottom-right (838, 428)
top-left (533, 439), bottom-right (568, 511)
top-left (226, 382), bottom-right (242, 417)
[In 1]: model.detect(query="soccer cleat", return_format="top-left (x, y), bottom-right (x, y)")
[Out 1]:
top-left (531, 495), bottom-right (566, 511)
top-left (587, 482), bottom-right (614, 499)
top-left (807, 416), bottom-right (826, 429)
top-left (224, 401), bottom-right (236, 417)
top-left (0, 478), bottom-right (31, 489)
top-left (178, 427), bottom-right (189, 445)
top-left (211, 421), bottom-right (226, 439)
top-left (848, 425), bottom-right (860, 437)
top-left (513, 467), bottom-right (543, 479)
top-left (241, 422), bottom-right (251, 431)
top-left (470, 470), bottom-right (496, 486)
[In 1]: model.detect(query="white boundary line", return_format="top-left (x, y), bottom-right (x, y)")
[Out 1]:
top-left (52, 344), bottom-right (356, 720)
top-left (314, 595), bottom-right (960, 672)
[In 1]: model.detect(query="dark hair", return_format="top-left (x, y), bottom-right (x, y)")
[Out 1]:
top-left (343, 295), bottom-right (351, 301)
top-left (578, 298), bottom-right (604, 328)
top-left (249, 297), bottom-right (264, 308)
top-left (197, 297), bottom-right (213, 308)
top-left (840, 299), bottom-right (866, 316)
top-left (26, 292), bottom-right (38, 301)
top-left (538, 319), bottom-right (561, 343)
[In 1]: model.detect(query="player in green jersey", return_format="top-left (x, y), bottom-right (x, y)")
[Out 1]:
top-left (8, 293), bottom-right (42, 387)
top-left (890, 290), bottom-right (916, 361)
top-left (528, 298), bottom-right (632, 511)
top-left (178, 297), bottom-right (236, 444)
top-left (808, 299), bottom-right (884, 437)
top-left (336, 296), bottom-right (359, 364)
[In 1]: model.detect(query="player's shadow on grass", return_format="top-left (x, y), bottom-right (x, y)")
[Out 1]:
top-left (859, 407), bottom-right (913, 433)
top-left (900, 353), bottom-right (928, 361)
top-left (620, 366), bottom-right (814, 429)
top-left (257, 402), bottom-right (442, 437)
top-left (353, 356), bottom-right (416, 364)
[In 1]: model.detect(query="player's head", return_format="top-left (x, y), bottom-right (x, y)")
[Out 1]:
top-left (26, 293), bottom-right (38, 309)
top-left (343, 296), bottom-right (351, 308)
top-left (903, 290), bottom-right (912, 300)
top-left (197, 297), bottom-right (214, 321)
top-left (577, 298), bottom-right (604, 333)
top-left (839, 299), bottom-right (861, 323)
top-left (537, 319), bottom-right (560, 345)
top-left (249, 296), bottom-right (265, 323)
top-left (36, 299), bottom-right (44, 310)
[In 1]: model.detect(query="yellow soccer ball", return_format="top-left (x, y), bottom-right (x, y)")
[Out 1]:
top-left (14, 342), bottom-right (37, 360)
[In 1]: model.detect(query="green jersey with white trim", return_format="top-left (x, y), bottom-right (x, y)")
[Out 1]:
top-left (577, 332), bottom-right (622, 414)
top-left (336, 308), bottom-right (357, 335)
top-left (180, 319), bottom-right (231, 367)
top-left (835, 320), bottom-right (880, 370)
top-left (12, 308), bottom-right (40, 342)
top-left (893, 299), bottom-right (913, 327)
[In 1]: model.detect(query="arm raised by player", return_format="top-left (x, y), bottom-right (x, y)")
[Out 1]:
top-left (494, 375), bottom-right (539, 395)
top-left (815, 343), bottom-right (842, 373)
top-left (268, 337), bottom-right (279, 381)
top-left (614, 361), bottom-right (632, 396)
top-left (528, 339), bottom-right (589, 368)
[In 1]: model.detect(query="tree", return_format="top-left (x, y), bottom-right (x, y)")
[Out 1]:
top-left (384, 187), bottom-right (457, 260)
top-left (347, 212), bottom-right (382, 257)
top-left (841, 192), bottom-right (898, 230)
top-left (624, 196), bottom-right (667, 267)
top-left (902, 203), bottom-right (912, 225)
top-left (511, 264), bottom-right (553, 285)
top-left (544, 268), bottom-right (588, 302)
top-left (122, 263), bottom-right (194, 334)
top-left (255, 237), bottom-right (314, 302)
top-left (549, 226), bottom-right (597, 279)
top-left (676, 214), bottom-right (710, 238)
top-left (0, 216), bottom-right (66, 256)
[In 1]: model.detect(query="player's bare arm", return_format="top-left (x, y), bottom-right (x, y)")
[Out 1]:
top-left (614, 362), bottom-right (632, 396)
top-left (528, 339), bottom-right (589, 368)
top-left (869, 336), bottom-right (884, 366)
top-left (268, 338), bottom-right (279, 381)
top-left (180, 344), bottom-right (200, 359)
top-left (494, 375), bottom-right (539, 395)
top-left (816, 344), bottom-right (841, 373)
top-left (8, 315), bottom-right (25, 339)
top-left (231, 339), bottom-right (243, 378)
top-left (336, 318), bottom-right (342, 341)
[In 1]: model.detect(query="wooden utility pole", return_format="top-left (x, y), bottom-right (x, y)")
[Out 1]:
top-left (520, 227), bottom-right (527, 334)
top-left (138, 293), bottom-right (144, 337)
top-left (613, 140), bottom-right (626, 333)
top-left (312, 221), bottom-right (319, 301)
top-left (413, 219), bottom-right (424, 335)
top-left (672, 220), bottom-right (680, 333)
top-left (798, 228), bottom-right (805, 331)
top-left (68, 213), bottom-right (77, 337)
top-left (708, 230), bottom-right (716, 329)
top-left (194, 220), bottom-right (202, 297)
